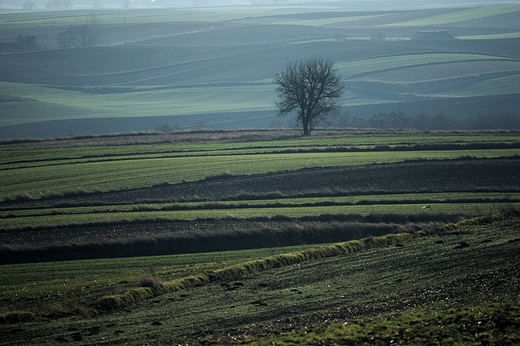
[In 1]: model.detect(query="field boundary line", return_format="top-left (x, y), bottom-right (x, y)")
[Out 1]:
top-left (92, 208), bottom-right (519, 313)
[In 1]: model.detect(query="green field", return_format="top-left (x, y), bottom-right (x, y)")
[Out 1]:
top-left (0, 3), bottom-right (519, 137)
top-left (0, 128), bottom-right (519, 344)
top-left (2, 132), bottom-right (519, 198)
top-left (1, 129), bottom-right (518, 239)
top-left (1, 207), bottom-right (519, 345)
top-left (1, 2), bottom-right (520, 342)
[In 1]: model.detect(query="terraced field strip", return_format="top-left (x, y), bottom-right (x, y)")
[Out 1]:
top-left (357, 59), bottom-right (520, 83)
top-left (384, 4), bottom-right (520, 27)
top-left (3, 192), bottom-right (519, 217)
top-left (3, 134), bottom-right (519, 165)
top-left (440, 73), bottom-right (520, 97)
top-left (273, 14), bottom-right (389, 27)
top-left (338, 53), bottom-right (510, 78)
top-left (459, 32), bottom-right (520, 40)
top-left (3, 201), bottom-right (518, 229)
top-left (2, 145), bottom-right (519, 199)
top-left (0, 8), bottom-right (278, 30)
top-left (2, 148), bottom-right (519, 199)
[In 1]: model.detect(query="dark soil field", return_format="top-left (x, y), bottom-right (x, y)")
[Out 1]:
top-left (1, 211), bottom-right (519, 345)
top-left (2, 157), bottom-right (519, 250)
top-left (0, 129), bottom-right (519, 344)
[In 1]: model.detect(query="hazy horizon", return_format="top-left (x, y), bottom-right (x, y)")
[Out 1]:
top-left (2, 0), bottom-right (520, 11)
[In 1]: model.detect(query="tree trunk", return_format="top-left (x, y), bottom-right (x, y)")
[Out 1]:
top-left (302, 119), bottom-right (310, 135)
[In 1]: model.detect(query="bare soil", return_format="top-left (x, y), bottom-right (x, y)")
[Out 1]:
top-left (1, 215), bottom-right (519, 345)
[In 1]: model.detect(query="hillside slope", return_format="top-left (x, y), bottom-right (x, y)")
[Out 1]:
top-left (1, 211), bottom-right (518, 345)
top-left (1, 4), bottom-right (520, 137)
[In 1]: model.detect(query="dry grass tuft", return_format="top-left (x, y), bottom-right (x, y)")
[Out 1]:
top-left (137, 276), bottom-right (165, 293)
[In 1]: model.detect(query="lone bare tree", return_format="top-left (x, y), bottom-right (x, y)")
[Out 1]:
top-left (274, 58), bottom-right (344, 135)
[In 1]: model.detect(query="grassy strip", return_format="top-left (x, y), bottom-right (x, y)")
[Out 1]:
top-left (3, 141), bottom-right (519, 169)
top-left (93, 208), bottom-right (520, 313)
top-left (1, 150), bottom-right (519, 200)
top-left (0, 311), bottom-right (35, 324)
top-left (437, 206), bottom-right (520, 231)
top-left (1, 201), bottom-right (516, 229)
top-left (0, 217), bottom-right (436, 264)
top-left (386, 4), bottom-right (520, 27)
top-left (2, 132), bottom-right (519, 155)
top-left (0, 209), bottom-right (472, 233)
top-left (2, 194), bottom-right (519, 220)
top-left (94, 232), bottom-right (414, 312)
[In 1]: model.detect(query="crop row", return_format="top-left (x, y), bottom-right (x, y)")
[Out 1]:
top-left (2, 200), bottom-right (518, 230)
top-left (3, 133), bottom-right (520, 166)
top-left (1, 148), bottom-right (519, 199)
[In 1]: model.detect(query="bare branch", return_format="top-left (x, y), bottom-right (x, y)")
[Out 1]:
top-left (273, 58), bottom-right (344, 135)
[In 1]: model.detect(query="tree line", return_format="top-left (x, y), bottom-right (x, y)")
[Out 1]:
top-left (56, 13), bottom-right (99, 48)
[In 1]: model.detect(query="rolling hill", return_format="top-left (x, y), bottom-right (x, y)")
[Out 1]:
top-left (0, 3), bottom-right (519, 138)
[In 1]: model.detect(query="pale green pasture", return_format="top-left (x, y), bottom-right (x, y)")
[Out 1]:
top-left (358, 60), bottom-right (520, 83)
top-left (337, 53), bottom-right (506, 78)
top-left (272, 14), bottom-right (389, 27)
top-left (0, 82), bottom-right (274, 128)
top-left (1, 148), bottom-right (519, 199)
top-left (385, 4), bottom-right (520, 27)
top-left (88, 84), bottom-right (273, 115)
top-left (438, 73), bottom-right (520, 97)
top-left (0, 82), bottom-right (99, 127)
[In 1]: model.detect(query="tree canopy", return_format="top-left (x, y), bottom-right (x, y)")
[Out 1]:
top-left (274, 58), bottom-right (344, 135)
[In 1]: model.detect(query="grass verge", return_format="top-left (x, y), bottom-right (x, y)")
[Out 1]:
top-left (92, 208), bottom-right (520, 314)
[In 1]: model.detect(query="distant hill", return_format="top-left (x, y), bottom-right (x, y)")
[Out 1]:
top-left (0, 3), bottom-right (519, 138)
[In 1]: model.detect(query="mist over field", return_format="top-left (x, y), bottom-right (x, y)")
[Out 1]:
top-left (0, 0), bottom-right (519, 138)
top-left (1, 0), bottom-right (518, 10)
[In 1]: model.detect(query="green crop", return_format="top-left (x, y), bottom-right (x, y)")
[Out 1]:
top-left (386, 4), bottom-right (520, 27)
top-left (337, 53), bottom-right (507, 78)
top-left (2, 148), bottom-right (519, 199)
top-left (2, 201), bottom-right (517, 229)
